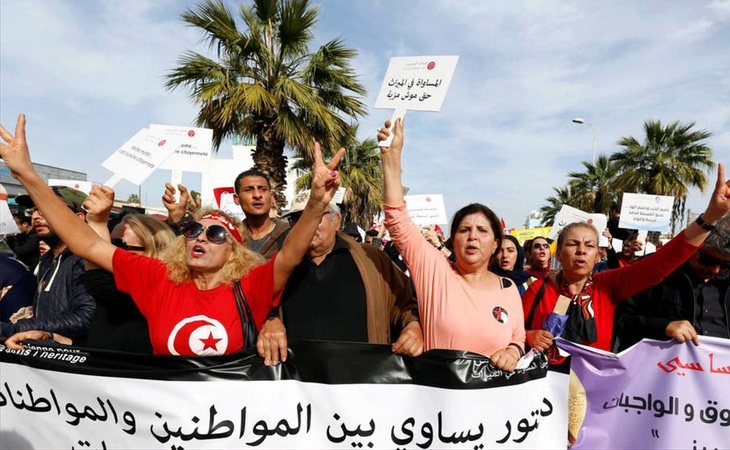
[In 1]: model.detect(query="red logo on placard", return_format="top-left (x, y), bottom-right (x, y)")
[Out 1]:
top-left (427, 61), bottom-right (436, 70)
top-left (188, 130), bottom-right (195, 137)
top-left (74, 183), bottom-right (80, 188)
top-left (587, 218), bottom-right (593, 224)
top-left (158, 140), bottom-right (166, 146)
top-left (426, 197), bottom-right (432, 202)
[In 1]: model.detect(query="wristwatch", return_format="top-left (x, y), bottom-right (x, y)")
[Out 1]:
top-left (695, 213), bottom-right (716, 232)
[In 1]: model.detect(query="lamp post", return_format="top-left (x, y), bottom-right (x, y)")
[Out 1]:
top-left (572, 117), bottom-right (595, 164)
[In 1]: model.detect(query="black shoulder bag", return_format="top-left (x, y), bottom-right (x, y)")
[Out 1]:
top-left (233, 281), bottom-right (258, 351)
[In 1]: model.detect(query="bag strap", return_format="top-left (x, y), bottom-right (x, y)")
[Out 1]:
top-left (233, 281), bottom-right (258, 351)
top-left (526, 276), bottom-right (549, 328)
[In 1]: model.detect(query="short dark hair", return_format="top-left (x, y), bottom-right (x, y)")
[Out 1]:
top-left (234, 168), bottom-right (271, 194)
top-left (449, 203), bottom-right (503, 247)
top-left (14, 213), bottom-right (32, 226)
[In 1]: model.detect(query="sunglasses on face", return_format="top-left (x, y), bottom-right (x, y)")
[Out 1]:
top-left (697, 253), bottom-right (730, 269)
top-left (111, 238), bottom-right (145, 252)
top-left (181, 222), bottom-right (230, 244)
top-left (533, 243), bottom-right (550, 250)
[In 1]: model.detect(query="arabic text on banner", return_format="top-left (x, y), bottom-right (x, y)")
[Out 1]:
top-left (0, 342), bottom-right (567, 449)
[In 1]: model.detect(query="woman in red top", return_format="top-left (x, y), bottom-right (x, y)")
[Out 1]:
top-left (0, 114), bottom-right (344, 355)
top-left (523, 165), bottom-right (730, 357)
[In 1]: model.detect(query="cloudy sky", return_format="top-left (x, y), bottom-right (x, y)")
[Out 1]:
top-left (2, 0), bottom-right (729, 229)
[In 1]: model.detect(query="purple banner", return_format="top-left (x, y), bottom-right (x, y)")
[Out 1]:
top-left (557, 336), bottom-right (730, 450)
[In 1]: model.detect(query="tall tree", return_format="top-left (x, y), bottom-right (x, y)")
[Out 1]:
top-left (292, 125), bottom-right (383, 226)
top-left (540, 185), bottom-right (580, 227)
top-left (567, 154), bottom-right (620, 215)
top-left (611, 120), bottom-right (713, 232)
top-left (166, 0), bottom-right (367, 209)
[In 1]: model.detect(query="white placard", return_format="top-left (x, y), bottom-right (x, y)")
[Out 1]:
top-left (547, 205), bottom-right (607, 242)
top-left (218, 191), bottom-right (245, 221)
top-left (48, 179), bottom-right (93, 195)
top-left (404, 194), bottom-right (448, 226)
top-left (101, 128), bottom-right (180, 187)
top-left (618, 193), bottom-right (674, 232)
top-left (0, 188), bottom-right (19, 234)
top-left (152, 124), bottom-right (213, 172)
top-left (332, 187), bottom-right (346, 204)
top-left (375, 56), bottom-right (459, 111)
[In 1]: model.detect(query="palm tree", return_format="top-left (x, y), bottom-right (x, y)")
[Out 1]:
top-left (126, 193), bottom-right (140, 204)
top-left (166, 0), bottom-right (367, 209)
top-left (567, 154), bottom-right (620, 215)
top-left (292, 125), bottom-right (383, 226)
top-left (540, 184), bottom-right (580, 226)
top-left (611, 120), bottom-right (713, 232)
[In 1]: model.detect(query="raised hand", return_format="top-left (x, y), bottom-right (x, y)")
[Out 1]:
top-left (0, 114), bottom-right (34, 180)
top-left (162, 182), bottom-right (190, 223)
top-left (377, 118), bottom-right (404, 155)
top-left (703, 163), bottom-right (730, 223)
top-left (84, 185), bottom-right (115, 224)
top-left (308, 141), bottom-right (344, 208)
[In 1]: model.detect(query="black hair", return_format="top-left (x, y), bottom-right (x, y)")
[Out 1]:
top-left (234, 168), bottom-right (271, 194)
top-left (14, 213), bottom-right (32, 226)
top-left (449, 203), bottom-right (503, 247)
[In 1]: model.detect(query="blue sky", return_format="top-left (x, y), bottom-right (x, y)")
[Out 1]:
top-left (2, 0), bottom-right (729, 229)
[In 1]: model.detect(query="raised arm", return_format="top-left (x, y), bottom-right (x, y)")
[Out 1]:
top-left (272, 141), bottom-right (344, 293)
top-left (682, 163), bottom-right (730, 245)
top-left (0, 114), bottom-right (115, 272)
top-left (83, 185), bottom-right (115, 270)
top-left (377, 119), bottom-right (406, 206)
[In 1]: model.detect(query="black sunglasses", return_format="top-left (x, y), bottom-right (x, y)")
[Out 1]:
top-left (181, 222), bottom-right (229, 244)
top-left (697, 252), bottom-right (730, 269)
top-left (111, 238), bottom-right (145, 252)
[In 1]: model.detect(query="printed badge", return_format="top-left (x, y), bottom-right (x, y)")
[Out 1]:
top-left (492, 306), bottom-right (509, 324)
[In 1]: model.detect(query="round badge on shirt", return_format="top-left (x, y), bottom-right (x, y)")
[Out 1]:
top-left (493, 306), bottom-right (509, 324)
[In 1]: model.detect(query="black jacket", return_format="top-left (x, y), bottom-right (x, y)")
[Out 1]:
top-left (1, 248), bottom-right (95, 338)
top-left (613, 265), bottom-right (730, 351)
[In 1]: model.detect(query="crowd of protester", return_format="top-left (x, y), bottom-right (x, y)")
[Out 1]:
top-left (1, 114), bottom-right (729, 378)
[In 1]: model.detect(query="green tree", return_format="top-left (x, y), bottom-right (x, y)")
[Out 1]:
top-left (540, 184), bottom-right (580, 227)
top-left (166, 0), bottom-right (367, 209)
top-left (126, 193), bottom-right (140, 204)
top-left (611, 120), bottom-right (713, 232)
top-left (292, 125), bottom-right (383, 226)
top-left (567, 154), bottom-right (619, 215)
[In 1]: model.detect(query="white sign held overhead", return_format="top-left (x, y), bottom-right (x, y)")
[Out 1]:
top-left (548, 205), bottom-right (608, 243)
top-left (375, 55), bottom-right (459, 146)
top-left (404, 194), bottom-right (448, 226)
top-left (48, 179), bottom-right (93, 195)
top-left (152, 124), bottom-right (213, 172)
top-left (375, 56), bottom-right (459, 111)
top-left (101, 128), bottom-right (180, 187)
top-left (619, 193), bottom-right (674, 232)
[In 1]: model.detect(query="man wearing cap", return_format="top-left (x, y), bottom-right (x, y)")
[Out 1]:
top-left (0, 186), bottom-right (95, 339)
top-left (256, 190), bottom-right (423, 366)
top-left (614, 216), bottom-right (730, 351)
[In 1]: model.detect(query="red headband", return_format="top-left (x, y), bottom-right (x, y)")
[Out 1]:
top-left (200, 213), bottom-right (243, 244)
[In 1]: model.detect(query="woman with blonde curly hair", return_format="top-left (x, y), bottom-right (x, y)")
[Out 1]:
top-left (0, 113), bottom-right (344, 356)
top-left (161, 208), bottom-right (264, 284)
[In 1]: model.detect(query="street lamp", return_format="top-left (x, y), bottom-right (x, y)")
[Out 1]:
top-left (572, 117), bottom-right (596, 164)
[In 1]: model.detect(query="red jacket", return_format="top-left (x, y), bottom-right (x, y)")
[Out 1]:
top-left (522, 233), bottom-right (699, 352)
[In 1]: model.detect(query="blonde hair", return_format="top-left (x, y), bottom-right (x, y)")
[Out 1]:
top-left (122, 214), bottom-right (175, 259)
top-left (160, 208), bottom-right (264, 285)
